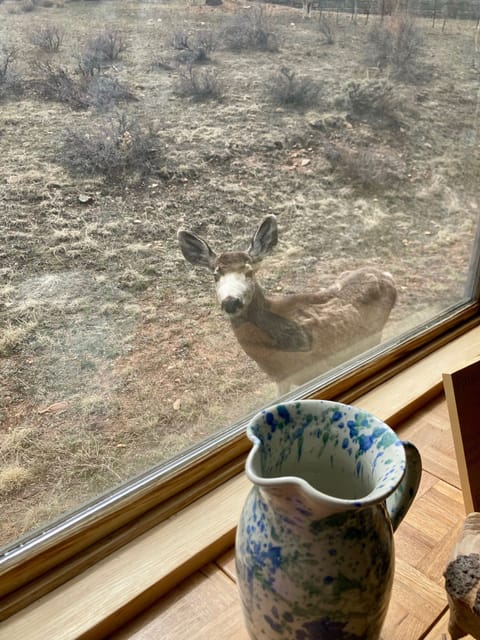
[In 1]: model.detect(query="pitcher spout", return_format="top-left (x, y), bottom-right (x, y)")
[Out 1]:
top-left (245, 400), bottom-right (422, 523)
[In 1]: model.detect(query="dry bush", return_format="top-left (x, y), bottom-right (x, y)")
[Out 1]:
top-left (221, 6), bottom-right (278, 53)
top-left (0, 465), bottom-right (32, 497)
top-left (170, 29), bottom-right (216, 65)
top-left (75, 48), bottom-right (103, 77)
top-left (345, 79), bottom-right (402, 127)
top-left (32, 60), bottom-right (135, 110)
top-left (19, 0), bottom-right (35, 12)
top-left (87, 29), bottom-right (127, 63)
top-left (324, 141), bottom-right (407, 188)
top-left (29, 24), bottom-right (63, 52)
top-left (6, 0), bottom-right (40, 12)
top-left (265, 67), bottom-right (321, 108)
top-left (9, 0), bottom-right (54, 12)
top-left (317, 13), bottom-right (336, 45)
top-left (0, 46), bottom-right (23, 99)
top-left (75, 29), bottom-right (128, 77)
top-left (175, 66), bottom-right (223, 102)
top-left (58, 112), bottom-right (161, 179)
top-left (32, 60), bottom-right (89, 108)
top-left (85, 75), bottom-right (137, 111)
top-left (366, 14), bottom-right (424, 82)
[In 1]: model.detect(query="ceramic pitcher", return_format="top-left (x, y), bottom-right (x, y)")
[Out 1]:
top-left (235, 400), bottom-right (422, 640)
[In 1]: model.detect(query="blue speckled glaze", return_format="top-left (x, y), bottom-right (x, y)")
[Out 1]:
top-left (235, 400), bottom-right (422, 640)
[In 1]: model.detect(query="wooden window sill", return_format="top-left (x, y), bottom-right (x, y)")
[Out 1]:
top-left (1, 323), bottom-right (480, 640)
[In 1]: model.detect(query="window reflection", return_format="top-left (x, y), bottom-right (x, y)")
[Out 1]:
top-left (0, 0), bottom-right (478, 549)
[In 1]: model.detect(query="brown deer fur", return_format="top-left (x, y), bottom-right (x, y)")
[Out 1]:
top-left (178, 215), bottom-right (397, 393)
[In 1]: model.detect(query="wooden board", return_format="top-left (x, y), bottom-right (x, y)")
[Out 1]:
top-left (443, 359), bottom-right (480, 513)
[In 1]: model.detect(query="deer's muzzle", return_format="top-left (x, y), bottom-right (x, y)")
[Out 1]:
top-left (221, 296), bottom-right (243, 315)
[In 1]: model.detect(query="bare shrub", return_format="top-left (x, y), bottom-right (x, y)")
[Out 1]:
top-left (6, 0), bottom-right (37, 12)
top-left (75, 49), bottom-right (103, 77)
top-left (32, 61), bottom-right (135, 110)
top-left (0, 46), bottom-right (23, 99)
top-left (88, 29), bottom-right (127, 62)
top-left (345, 79), bottom-right (402, 127)
top-left (20, 0), bottom-right (35, 12)
top-left (324, 142), bottom-right (406, 188)
top-left (175, 66), bottom-right (223, 102)
top-left (85, 75), bottom-right (137, 111)
top-left (170, 29), bottom-right (216, 65)
top-left (221, 6), bottom-right (278, 53)
top-left (365, 14), bottom-right (424, 82)
top-left (317, 13), bottom-right (336, 45)
top-left (76, 29), bottom-right (128, 77)
top-left (29, 24), bottom-right (64, 52)
top-left (194, 30), bottom-right (216, 56)
top-left (58, 112), bottom-right (160, 179)
top-left (171, 31), bottom-right (189, 51)
top-left (32, 61), bottom-right (89, 108)
top-left (0, 46), bottom-right (16, 84)
top-left (265, 67), bottom-right (320, 108)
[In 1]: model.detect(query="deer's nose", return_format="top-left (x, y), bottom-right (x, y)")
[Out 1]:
top-left (221, 296), bottom-right (243, 314)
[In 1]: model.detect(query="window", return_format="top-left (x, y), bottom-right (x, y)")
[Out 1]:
top-left (0, 0), bottom-right (479, 613)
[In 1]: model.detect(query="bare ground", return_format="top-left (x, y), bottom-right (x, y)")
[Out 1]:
top-left (0, 0), bottom-right (479, 545)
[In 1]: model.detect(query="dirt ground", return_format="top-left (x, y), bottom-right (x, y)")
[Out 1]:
top-left (0, 0), bottom-right (479, 546)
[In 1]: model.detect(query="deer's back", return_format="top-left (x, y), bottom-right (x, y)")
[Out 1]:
top-left (269, 267), bottom-right (396, 335)
top-left (234, 267), bottom-right (396, 386)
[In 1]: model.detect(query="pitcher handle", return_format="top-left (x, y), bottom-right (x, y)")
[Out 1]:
top-left (385, 441), bottom-right (422, 532)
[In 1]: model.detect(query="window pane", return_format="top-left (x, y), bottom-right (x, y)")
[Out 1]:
top-left (1, 0), bottom-right (479, 551)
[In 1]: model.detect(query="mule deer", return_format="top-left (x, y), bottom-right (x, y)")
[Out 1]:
top-left (177, 215), bottom-right (396, 393)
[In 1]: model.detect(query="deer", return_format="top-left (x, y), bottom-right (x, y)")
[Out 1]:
top-left (177, 215), bottom-right (397, 393)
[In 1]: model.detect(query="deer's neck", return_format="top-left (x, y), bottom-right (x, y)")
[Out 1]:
top-left (230, 283), bottom-right (311, 352)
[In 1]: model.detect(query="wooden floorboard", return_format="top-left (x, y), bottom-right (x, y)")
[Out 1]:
top-left (112, 395), bottom-right (468, 640)
top-left (424, 610), bottom-right (475, 640)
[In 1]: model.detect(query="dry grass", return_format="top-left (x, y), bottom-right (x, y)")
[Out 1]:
top-left (0, 319), bottom-right (38, 356)
top-left (0, 0), bottom-right (479, 547)
top-left (0, 465), bottom-right (33, 496)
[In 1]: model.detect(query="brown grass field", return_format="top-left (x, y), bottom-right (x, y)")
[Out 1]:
top-left (0, 0), bottom-right (479, 546)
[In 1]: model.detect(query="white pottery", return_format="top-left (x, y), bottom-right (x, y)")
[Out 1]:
top-left (235, 400), bottom-right (422, 640)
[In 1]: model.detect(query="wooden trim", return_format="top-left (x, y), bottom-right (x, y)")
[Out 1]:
top-left (0, 437), bottom-right (247, 602)
top-left (3, 323), bottom-right (480, 638)
top-left (466, 218), bottom-right (480, 301)
top-left (0, 456), bottom-right (246, 622)
top-left (443, 359), bottom-right (480, 513)
top-left (0, 474), bottom-right (251, 640)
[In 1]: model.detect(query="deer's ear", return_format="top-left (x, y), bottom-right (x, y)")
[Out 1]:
top-left (177, 230), bottom-right (216, 270)
top-left (248, 215), bottom-right (278, 262)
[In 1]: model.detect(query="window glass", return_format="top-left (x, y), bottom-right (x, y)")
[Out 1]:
top-left (1, 0), bottom-right (478, 549)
